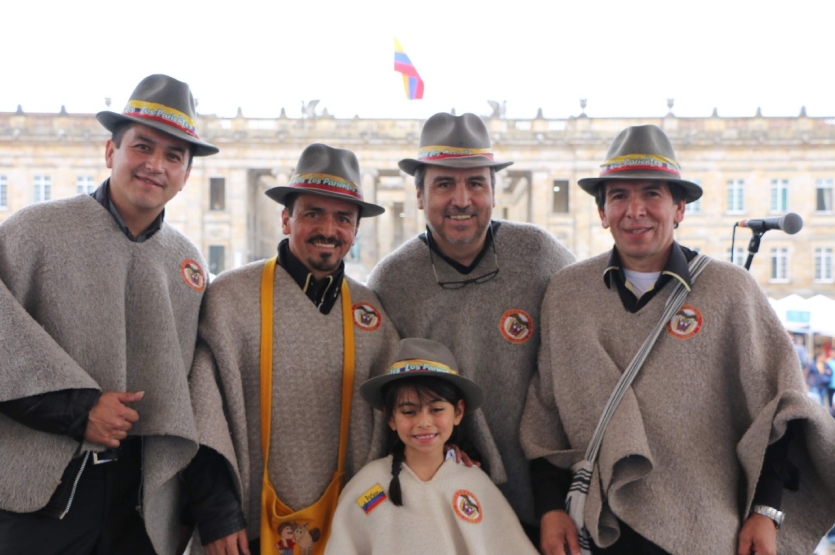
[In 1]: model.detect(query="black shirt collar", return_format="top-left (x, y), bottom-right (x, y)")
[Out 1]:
top-left (603, 242), bottom-right (697, 313)
top-left (419, 220), bottom-right (501, 275)
top-left (91, 179), bottom-right (164, 242)
top-left (277, 238), bottom-right (344, 315)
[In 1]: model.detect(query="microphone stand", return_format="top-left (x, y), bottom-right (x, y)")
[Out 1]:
top-left (743, 232), bottom-right (764, 271)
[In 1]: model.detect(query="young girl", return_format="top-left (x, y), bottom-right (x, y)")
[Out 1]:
top-left (324, 338), bottom-right (538, 555)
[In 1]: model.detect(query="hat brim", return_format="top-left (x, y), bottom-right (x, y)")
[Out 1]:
top-left (578, 172), bottom-right (703, 204)
top-left (264, 186), bottom-right (385, 217)
top-left (398, 157), bottom-right (513, 176)
top-left (96, 111), bottom-right (219, 157)
top-left (360, 370), bottom-right (484, 413)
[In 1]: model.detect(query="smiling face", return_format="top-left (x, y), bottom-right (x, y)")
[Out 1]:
top-left (387, 386), bottom-right (464, 465)
top-left (417, 165), bottom-right (494, 265)
top-left (599, 179), bottom-right (685, 272)
top-left (282, 193), bottom-right (360, 279)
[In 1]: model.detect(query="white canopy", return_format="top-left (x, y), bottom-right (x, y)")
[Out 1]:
top-left (770, 294), bottom-right (835, 336)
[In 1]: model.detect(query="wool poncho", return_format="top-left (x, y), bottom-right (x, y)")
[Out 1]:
top-left (521, 252), bottom-right (835, 554)
top-left (367, 220), bottom-right (575, 525)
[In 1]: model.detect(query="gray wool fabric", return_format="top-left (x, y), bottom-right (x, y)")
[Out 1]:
top-left (194, 261), bottom-right (400, 539)
top-left (0, 195), bottom-right (235, 555)
top-left (521, 253), bottom-right (835, 554)
top-left (367, 220), bottom-right (575, 525)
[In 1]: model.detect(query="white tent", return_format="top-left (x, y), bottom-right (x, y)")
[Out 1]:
top-left (770, 294), bottom-right (835, 336)
top-left (808, 294), bottom-right (835, 336)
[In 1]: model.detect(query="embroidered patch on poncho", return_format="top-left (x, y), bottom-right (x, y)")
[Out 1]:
top-left (667, 305), bottom-right (703, 339)
top-left (357, 484), bottom-right (387, 514)
top-left (500, 309), bottom-right (533, 344)
top-left (352, 302), bottom-right (382, 332)
top-left (180, 259), bottom-right (206, 292)
top-left (452, 490), bottom-right (483, 523)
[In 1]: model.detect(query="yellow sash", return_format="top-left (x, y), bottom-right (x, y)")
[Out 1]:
top-left (259, 257), bottom-right (355, 555)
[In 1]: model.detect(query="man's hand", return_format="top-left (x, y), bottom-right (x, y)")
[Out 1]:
top-left (444, 444), bottom-right (481, 468)
top-left (540, 509), bottom-right (581, 555)
top-left (84, 391), bottom-right (143, 448)
top-left (204, 530), bottom-right (249, 555)
top-left (737, 513), bottom-right (777, 555)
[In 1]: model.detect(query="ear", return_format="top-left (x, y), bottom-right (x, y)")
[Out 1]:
top-left (673, 199), bottom-right (686, 226)
top-left (453, 400), bottom-right (465, 426)
top-left (385, 409), bottom-right (397, 431)
top-left (598, 206), bottom-right (610, 229)
top-left (179, 165), bottom-right (192, 191)
top-left (281, 208), bottom-right (291, 236)
top-left (105, 140), bottom-right (116, 169)
top-left (416, 186), bottom-right (424, 210)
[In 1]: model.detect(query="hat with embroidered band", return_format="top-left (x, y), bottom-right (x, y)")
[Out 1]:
top-left (578, 124), bottom-right (702, 203)
top-left (360, 338), bottom-right (484, 412)
top-left (398, 112), bottom-right (513, 176)
top-left (265, 143), bottom-right (385, 217)
top-left (96, 74), bottom-right (218, 157)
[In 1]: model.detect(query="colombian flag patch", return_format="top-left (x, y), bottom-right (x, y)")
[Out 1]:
top-left (357, 484), bottom-right (387, 514)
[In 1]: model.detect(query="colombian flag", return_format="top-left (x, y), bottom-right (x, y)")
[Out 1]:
top-left (394, 38), bottom-right (424, 100)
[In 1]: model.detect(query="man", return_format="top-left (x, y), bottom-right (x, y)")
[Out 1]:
top-left (521, 124), bottom-right (835, 555)
top-left (367, 112), bottom-right (575, 538)
top-left (0, 75), bottom-right (244, 554)
top-left (194, 143), bottom-right (400, 554)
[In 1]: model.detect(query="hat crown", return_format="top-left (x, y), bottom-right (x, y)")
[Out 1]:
top-left (125, 74), bottom-right (197, 119)
top-left (293, 143), bottom-right (362, 185)
top-left (388, 338), bottom-right (460, 374)
top-left (419, 112), bottom-right (492, 149)
top-left (605, 124), bottom-right (678, 161)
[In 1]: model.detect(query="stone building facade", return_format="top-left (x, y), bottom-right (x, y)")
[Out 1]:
top-left (1, 109), bottom-right (833, 298)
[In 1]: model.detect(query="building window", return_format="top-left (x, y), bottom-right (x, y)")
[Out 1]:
top-left (727, 179), bottom-right (744, 213)
top-left (684, 179), bottom-right (702, 214)
top-left (33, 175), bottom-right (51, 203)
top-left (552, 180), bottom-right (569, 213)
top-left (726, 246), bottom-right (746, 267)
top-left (210, 177), bottom-right (226, 211)
top-left (208, 245), bottom-right (225, 275)
top-left (0, 175), bottom-right (7, 209)
top-left (76, 175), bottom-right (96, 195)
top-left (815, 247), bottom-right (834, 282)
top-left (816, 178), bottom-right (833, 212)
top-left (770, 247), bottom-right (789, 281)
top-left (770, 179), bottom-right (788, 213)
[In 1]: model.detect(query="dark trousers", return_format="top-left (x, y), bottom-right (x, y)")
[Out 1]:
top-left (590, 521), bottom-right (671, 555)
top-left (0, 440), bottom-right (156, 555)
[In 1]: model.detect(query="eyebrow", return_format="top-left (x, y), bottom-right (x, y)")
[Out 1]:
top-left (607, 183), bottom-right (663, 196)
top-left (134, 133), bottom-right (187, 155)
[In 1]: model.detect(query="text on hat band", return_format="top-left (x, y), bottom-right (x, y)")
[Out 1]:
top-left (387, 358), bottom-right (457, 376)
top-left (289, 172), bottom-right (363, 200)
top-left (124, 100), bottom-right (198, 138)
top-left (417, 145), bottom-right (495, 162)
top-left (599, 154), bottom-right (681, 178)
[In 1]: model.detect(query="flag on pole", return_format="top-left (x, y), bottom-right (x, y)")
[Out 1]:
top-left (394, 38), bottom-right (424, 100)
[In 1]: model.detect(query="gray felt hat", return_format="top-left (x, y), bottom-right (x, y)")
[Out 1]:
top-left (265, 143), bottom-right (385, 217)
top-left (360, 338), bottom-right (484, 413)
top-left (578, 124), bottom-right (702, 203)
top-left (398, 112), bottom-right (513, 176)
top-left (96, 74), bottom-right (218, 156)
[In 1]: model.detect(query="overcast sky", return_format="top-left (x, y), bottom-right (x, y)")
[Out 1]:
top-left (3, 0), bottom-right (834, 121)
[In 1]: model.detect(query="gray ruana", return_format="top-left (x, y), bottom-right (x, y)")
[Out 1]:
top-left (193, 261), bottom-right (401, 539)
top-left (368, 220), bottom-right (576, 525)
top-left (0, 195), bottom-right (238, 555)
top-left (522, 252), bottom-right (835, 554)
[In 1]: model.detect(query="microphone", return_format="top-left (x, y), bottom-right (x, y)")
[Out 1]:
top-left (738, 213), bottom-right (803, 235)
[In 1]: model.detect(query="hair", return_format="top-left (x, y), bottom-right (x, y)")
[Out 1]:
top-left (283, 192), bottom-right (363, 221)
top-left (414, 164), bottom-right (497, 193)
top-left (381, 376), bottom-right (482, 507)
top-left (111, 121), bottom-right (195, 169)
top-left (594, 180), bottom-right (686, 229)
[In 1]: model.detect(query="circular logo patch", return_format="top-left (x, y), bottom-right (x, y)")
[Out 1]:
top-left (352, 303), bottom-right (382, 332)
top-left (667, 305), bottom-right (703, 339)
top-left (500, 309), bottom-right (534, 344)
top-left (452, 490), bottom-right (483, 523)
top-left (180, 259), bottom-right (206, 292)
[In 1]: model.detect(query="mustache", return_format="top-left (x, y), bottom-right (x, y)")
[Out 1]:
top-left (307, 234), bottom-right (344, 247)
top-left (444, 208), bottom-right (477, 216)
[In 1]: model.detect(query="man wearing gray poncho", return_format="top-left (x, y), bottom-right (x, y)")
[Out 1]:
top-left (193, 144), bottom-right (400, 554)
top-left (0, 75), bottom-right (244, 554)
top-left (521, 124), bottom-right (835, 555)
top-left (368, 112), bottom-right (576, 542)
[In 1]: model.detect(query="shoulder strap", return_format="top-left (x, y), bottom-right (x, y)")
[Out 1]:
top-left (585, 254), bottom-right (711, 463)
